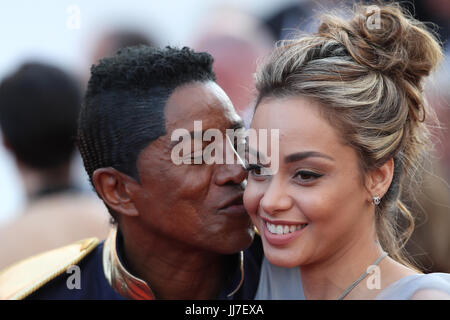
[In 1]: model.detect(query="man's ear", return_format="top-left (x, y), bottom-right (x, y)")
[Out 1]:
top-left (364, 158), bottom-right (394, 204)
top-left (92, 167), bottom-right (140, 218)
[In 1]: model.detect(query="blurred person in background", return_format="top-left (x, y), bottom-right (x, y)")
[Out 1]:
top-left (194, 6), bottom-right (274, 127)
top-left (90, 28), bottom-right (155, 63)
top-left (263, 0), bottom-right (355, 41)
top-left (0, 62), bottom-right (109, 270)
top-left (78, 27), bottom-right (155, 89)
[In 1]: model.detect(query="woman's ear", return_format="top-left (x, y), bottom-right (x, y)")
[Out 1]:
top-left (92, 167), bottom-right (140, 218)
top-left (365, 158), bottom-right (394, 203)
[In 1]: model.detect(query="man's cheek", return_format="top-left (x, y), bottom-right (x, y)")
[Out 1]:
top-left (177, 170), bottom-right (211, 198)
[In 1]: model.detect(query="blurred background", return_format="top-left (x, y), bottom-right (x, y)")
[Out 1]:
top-left (0, 0), bottom-right (448, 272)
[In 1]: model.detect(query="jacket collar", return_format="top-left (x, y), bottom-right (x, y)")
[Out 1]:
top-left (102, 226), bottom-right (155, 299)
top-left (102, 225), bottom-right (244, 299)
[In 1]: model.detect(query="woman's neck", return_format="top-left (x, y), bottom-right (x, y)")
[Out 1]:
top-left (300, 236), bottom-right (385, 300)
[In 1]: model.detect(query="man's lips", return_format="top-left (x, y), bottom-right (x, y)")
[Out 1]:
top-left (218, 193), bottom-right (246, 215)
top-left (219, 193), bottom-right (244, 209)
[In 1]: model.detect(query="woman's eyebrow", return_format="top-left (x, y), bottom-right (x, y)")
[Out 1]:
top-left (284, 151), bottom-right (335, 164)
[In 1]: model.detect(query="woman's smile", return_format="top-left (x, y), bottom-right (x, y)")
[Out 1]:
top-left (261, 216), bottom-right (309, 246)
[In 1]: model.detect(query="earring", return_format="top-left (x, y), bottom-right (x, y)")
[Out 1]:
top-left (372, 196), bottom-right (381, 206)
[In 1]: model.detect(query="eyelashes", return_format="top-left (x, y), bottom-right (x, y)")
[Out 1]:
top-left (245, 163), bottom-right (265, 176)
top-left (246, 164), bottom-right (324, 184)
top-left (293, 170), bottom-right (323, 183)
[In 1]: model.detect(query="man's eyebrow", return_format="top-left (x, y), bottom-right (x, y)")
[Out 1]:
top-left (284, 151), bottom-right (335, 164)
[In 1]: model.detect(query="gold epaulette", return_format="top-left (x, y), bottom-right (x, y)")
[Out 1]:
top-left (0, 237), bottom-right (99, 300)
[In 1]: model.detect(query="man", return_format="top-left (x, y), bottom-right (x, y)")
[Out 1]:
top-left (0, 46), bottom-right (263, 300)
top-left (0, 62), bottom-right (109, 270)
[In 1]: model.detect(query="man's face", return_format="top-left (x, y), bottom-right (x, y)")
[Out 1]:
top-left (129, 81), bottom-right (254, 254)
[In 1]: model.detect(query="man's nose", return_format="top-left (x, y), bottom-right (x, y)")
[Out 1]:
top-left (215, 163), bottom-right (247, 186)
top-left (260, 179), bottom-right (293, 215)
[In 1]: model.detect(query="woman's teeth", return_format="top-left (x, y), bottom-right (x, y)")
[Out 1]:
top-left (266, 222), bottom-right (307, 235)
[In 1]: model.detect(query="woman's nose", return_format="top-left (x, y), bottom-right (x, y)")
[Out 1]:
top-left (260, 179), bottom-right (293, 215)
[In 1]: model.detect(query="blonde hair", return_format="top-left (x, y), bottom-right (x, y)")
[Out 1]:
top-left (255, 2), bottom-right (443, 268)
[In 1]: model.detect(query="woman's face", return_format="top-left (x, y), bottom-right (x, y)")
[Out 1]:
top-left (244, 96), bottom-right (374, 268)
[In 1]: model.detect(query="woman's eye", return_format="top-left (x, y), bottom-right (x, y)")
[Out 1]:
top-left (294, 170), bottom-right (323, 183)
top-left (246, 164), bottom-right (267, 177)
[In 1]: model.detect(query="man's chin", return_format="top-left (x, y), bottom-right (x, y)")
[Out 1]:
top-left (216, 228), bottom-right (255, 254)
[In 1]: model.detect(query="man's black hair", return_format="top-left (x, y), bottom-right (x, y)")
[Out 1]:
top-left (78, 45), bottom-right (216, 186)
top-left (0, 62), bottom-right (81, 169)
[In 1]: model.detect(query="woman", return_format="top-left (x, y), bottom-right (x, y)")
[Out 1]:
top-left (244, 3), bottom-right (450, 299)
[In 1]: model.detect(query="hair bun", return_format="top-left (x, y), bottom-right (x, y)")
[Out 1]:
top-left (317, 3), bottom-right (442, 85)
